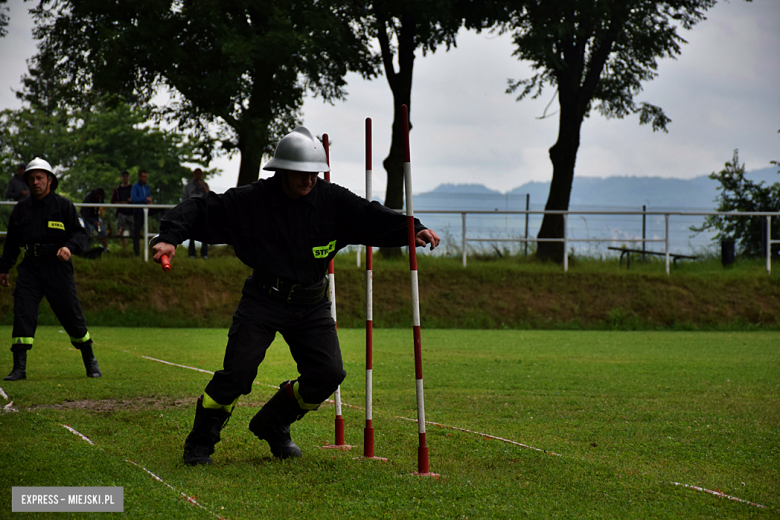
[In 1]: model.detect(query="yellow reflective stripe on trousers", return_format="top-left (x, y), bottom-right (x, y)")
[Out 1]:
top-left (203, 393), bottom-right (239, 413)
top-left (12, 337), bottom-right (34, 345)
top-left (291, 381), bottom-right (321, 410)
top-left (69, 332), bottom-right (91, 343)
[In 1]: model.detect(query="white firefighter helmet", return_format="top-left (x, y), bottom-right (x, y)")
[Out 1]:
top-left (262, 126), bottom-right (330, 173)
top-left (24, 157), bottom-right (58, 191)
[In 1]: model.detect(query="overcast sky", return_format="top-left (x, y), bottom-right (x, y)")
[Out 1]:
top-left (1, 0), bottom-right (778, 196)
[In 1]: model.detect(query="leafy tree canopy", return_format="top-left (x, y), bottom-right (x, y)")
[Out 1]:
top-left (368, 0), bottom-right (469, 215)
top-left (502, 0), bottom-right (717, 131)
top-left (0, 0), bottom-right (9, 38)
top-left (0, 98), bottom-right (213, 205)
top-left (693, 149), bottom-right (780, 258)
top-left (32, 0), bottom-right (379, 186)
top-left (465, 0), bottom-right (733, 262)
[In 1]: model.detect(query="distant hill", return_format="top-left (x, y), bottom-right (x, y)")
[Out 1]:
top-left (421, 166), bottom-right (778, 210)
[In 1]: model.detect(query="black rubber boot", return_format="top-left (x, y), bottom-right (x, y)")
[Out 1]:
top-left (249, 381), bottom-right (309, 460)
top-left (4, 351), bottom-right (27, 381)
top-left (80, 345), bottom-right (102, 378)
top-left (183, 395), bottom-right (233, 466)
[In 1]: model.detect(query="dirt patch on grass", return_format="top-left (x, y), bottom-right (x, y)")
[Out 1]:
top-left (29, 397), bottom-right (191, 412)
top-left (28, 396), bottom-right (269, 413)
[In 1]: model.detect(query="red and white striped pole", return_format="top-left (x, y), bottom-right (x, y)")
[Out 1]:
top-left (363, 118), bottom-right (386, 461)
top-left (402, 105), bottom-right (437, 477)
top-left (322, 133), bottom-right (352, 451)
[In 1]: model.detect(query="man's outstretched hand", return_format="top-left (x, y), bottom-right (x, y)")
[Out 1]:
top-left (153, 242), bottom-right (176, 264)
top-left (415, 229), bottom-right (441, 250)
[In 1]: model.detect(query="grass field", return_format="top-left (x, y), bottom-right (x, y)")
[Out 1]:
top-left (0, 327), bottom-right (778, 518)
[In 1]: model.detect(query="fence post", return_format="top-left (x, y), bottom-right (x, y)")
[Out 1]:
top-left (462, 212), bottom-right (467, 268)
top-left (767, 215), bottom-right (771, 275)
top-left (143, 207), bottom-right (149, 262)
top-left (563, 213), bottom-right (568, 272)
top-left (664, 213), bottom-right (670, 275)
top-left (525, 194), bottom-right (530, 257)
top-left (642, 205), bottom-right (646, 262)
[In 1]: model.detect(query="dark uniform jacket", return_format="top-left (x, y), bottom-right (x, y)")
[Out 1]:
top-left (159, 174), bottom-right (425, 286)
top-left (0, 192), bottom-right (88, 272)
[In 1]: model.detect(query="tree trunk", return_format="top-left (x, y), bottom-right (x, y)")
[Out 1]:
top-left (235, 108), bottom-right (273, 187)
top-left (236, 140), bottom-right (265, 187)
top-left (377, 11), bottom-right (416, 259)
top-left (536, 105), bottom-right (583, 263)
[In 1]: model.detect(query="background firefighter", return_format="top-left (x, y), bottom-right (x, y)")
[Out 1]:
top-left (152, 127), bottom-right (440, 465)
top-left (0, 157), bottom-right (102, 381)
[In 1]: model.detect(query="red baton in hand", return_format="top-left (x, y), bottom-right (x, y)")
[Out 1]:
top-left (150, 234), bottom-right (172, 272)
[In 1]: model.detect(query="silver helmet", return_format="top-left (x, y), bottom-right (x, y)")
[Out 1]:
top-left (262, 126), bottom-right (330, 173)
top-left (24, 157), bottom-right (58, 191)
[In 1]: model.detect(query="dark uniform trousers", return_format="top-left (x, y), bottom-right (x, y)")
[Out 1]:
top-left (11, 259), bottom-right (92, 352)
top-left (204, 275), bottom-right (345, 408)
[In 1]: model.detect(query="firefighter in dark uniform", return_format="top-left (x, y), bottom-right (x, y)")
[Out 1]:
top-left (0, 158), bottom-right (102, 381)
top-left (152, 127), bottom-right (440, 465)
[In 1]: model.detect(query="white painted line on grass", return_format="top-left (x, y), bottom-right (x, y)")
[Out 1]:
top-left (671, 482), bottom-right (776, 512)
top-left (126, 460), bottom-right (230, 520)
top-left (141, 356), bottom-right (216, 375)
top-left (60, 424), bottom-right (95, 445)
top-left (0, 387), bottom-right (8, 400)
top-left (3, 401), bottom-right (18, 413)
top-left (138, 354), bottom-right (559, 453)
top-left (395, 416), bottom-right (562, 456)
top-left (139, 355), bottom-right (363, 409)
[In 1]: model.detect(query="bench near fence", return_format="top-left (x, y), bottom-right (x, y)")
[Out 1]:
top-left (607, 246), bottom-right (698, 269)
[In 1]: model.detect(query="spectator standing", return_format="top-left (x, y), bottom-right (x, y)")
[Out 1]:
top-left (6, 163), bottom-right (29, 201)
top-left (0, 157), bottom-right (101, 380)
top-left (131, 170), bottom-right (152, 256)
top-left (111, 171), bottom-right (134, 248)
top-left (81, 188), bottom-right (108, 249)
top-left (182, 168), bottom-right (210, 259)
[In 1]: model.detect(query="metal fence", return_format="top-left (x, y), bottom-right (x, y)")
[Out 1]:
top-left (2, 200), bottom-right (779, 274)
top-left (412, 209), bottom-right (780, 274)
top-left (0, 201), bottom-right (172, 261)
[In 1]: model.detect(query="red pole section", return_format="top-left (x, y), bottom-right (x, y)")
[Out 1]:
top-left (321, 133), bottom-right (351, 450)
top-left (402, 105), bottom-right (437, 477)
